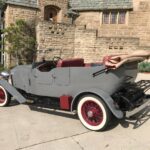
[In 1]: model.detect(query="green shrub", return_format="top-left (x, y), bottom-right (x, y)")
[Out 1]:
top-left (0, 64), bottom-right (11, 72)
top-left (138, 62), bottom-right (150, 72)
top-left (0, 64), bottom-right (5, 72)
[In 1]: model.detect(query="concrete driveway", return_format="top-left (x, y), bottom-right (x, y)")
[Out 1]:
top-left (0, 73), bottom-right (150, 150)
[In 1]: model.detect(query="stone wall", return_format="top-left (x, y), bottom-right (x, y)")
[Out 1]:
top-left (3, 0), bottom-right (150, 66)
top-left (98, 13), bottom-right (150, 47)
top-left (5, 4), bottom-right (37, 28)
top-left (38, 0), bottom-right (71, 24)
top-left (75, 12), bottom-right (101, 29)
top-left (74, 0), bottom-right (150, 48)
top-left (36, 21), bottom-right (75, 60)
top-left (76, 11), bottom-right (150, 46)
top-left (133, 0), bottom-right (150, 11)
top-left (37, 1), bottom-right (150, 63)
top-left (3, 1), bottom-right (72, 66)
top-left (72, 0), bottom-right (150, 62)
top-left (74, 26), bottom-right (140, 62)
top-left (37, 23), bottom-right (142, 63)
top-left (4, 4), bottom-right (38, 67)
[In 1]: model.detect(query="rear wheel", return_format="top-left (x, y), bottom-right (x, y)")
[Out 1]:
top-left (0, 85), bottom-right (11, 107)
top-left (77, 95), bottom-right (111, 131)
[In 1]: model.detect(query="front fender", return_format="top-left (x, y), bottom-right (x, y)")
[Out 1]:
top-left (71, 88), bottom-right (124, 119)
top-left (0, 79), bottom-right (26, 103)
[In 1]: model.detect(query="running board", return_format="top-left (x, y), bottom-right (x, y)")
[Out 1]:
top-left (0, 79), bottom-right (26, 103)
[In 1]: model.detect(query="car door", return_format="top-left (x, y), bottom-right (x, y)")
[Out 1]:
top-left (53, 68), bottom-right (70, 86)
top-left (29, 67), bottom-right (70, 97)
top-left (29, 67), bottom-right (53, 96)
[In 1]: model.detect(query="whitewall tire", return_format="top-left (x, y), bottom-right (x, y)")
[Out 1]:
top-left (77, 95), bottom-right (111, 131)
top-left (0, 85), bottom-right (11, 107)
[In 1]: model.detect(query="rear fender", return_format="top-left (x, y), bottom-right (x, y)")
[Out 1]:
top-left (0, 79), bottom-right (26, 103)
top-left (71, 88), bottom-right (124, 119)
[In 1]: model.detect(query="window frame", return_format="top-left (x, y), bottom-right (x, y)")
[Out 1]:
top-left (102, 10), bottom-right (127, 25)
top-left (110, 12), bottom-right (118, 24)
top-left (118, 11), bottom-right (126, 24)
top-left (102, 12), bottom-right (110, 24)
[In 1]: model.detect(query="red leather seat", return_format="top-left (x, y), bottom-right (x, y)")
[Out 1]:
top-left (57, 58), bottom-right (84, 67)
top-left (84, 63), bottom-right (92, 67)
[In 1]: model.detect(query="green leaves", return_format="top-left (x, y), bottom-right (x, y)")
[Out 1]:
top-left (138, 62), bottom-right (150, 72)
top-left (3, 19), bottom-right (36, 64)
top-left (0, 0), bottom-right (6, 9)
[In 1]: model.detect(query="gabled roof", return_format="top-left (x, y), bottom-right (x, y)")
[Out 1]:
top-left (103, 0), bottom-right (133, 9)
top-left (69, 0), bottom-right (133, 11)
top-left (6, 0), bottom-right (38, 8)
top-left (6, 0), bottom-right (133, 11)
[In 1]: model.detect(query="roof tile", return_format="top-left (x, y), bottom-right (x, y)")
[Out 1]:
top-left (6, 0), bottom-right (38, 8)
top-left (69, 0), bottom-right (133, 10)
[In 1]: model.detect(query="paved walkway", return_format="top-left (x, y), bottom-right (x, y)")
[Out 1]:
top-left (0, 73), bottom-right (149, 150)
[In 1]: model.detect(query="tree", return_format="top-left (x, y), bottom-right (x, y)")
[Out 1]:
top-left (0, 0), bottom-right (6, 25)
top-left (0, 0), bottom-right (5, 8)
top-left (3, 19), bottom-right (36, 65)
top-left (0, 0), bottom-right (6, 16)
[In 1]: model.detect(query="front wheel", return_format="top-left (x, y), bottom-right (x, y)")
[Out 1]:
top-left (0, 85), bottom-right (11, 107)
top-left (77, 95), bottom-right (111, 131)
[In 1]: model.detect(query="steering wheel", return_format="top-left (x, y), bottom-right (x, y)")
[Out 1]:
top-left (52, 56), bottom-right (62, 65)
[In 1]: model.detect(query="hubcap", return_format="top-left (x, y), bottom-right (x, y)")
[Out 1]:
top-left (87, 111), bottom-right (93, 118)
top-left (0, 88), bottom-right (6, 104)
top-left (81, 100), bottom-right (103, 126)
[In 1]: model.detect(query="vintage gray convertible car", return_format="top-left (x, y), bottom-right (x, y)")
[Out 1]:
top-left (0, 57), bottom-right (149, 131)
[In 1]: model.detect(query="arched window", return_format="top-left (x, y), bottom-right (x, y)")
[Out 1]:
top-left (44, 5), bottom-right (60, 22)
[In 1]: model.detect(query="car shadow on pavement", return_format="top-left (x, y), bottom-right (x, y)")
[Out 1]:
top-left (9, 100), bottom-right (20, 107)
top-left (119, 105), bottom-right (150, 129)
top-left (105, 96), bottom-right (150, 132)
top-left (28, 99), bottom-right (150, 131)
top-left (104, 116), bottom-right (120, 131)
top-left (10, 98), bottom-right (150, 131)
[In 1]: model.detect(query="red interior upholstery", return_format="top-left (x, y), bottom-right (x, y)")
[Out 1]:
top-left (84, 63), bottom-right (92, 67)
top-left (57, 58), bottom-right (84, 67)
top-left (85, 62), bottom-right (103, 67)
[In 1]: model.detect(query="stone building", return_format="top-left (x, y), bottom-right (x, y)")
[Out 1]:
top-left (1, 0), bottom-right (150, 65)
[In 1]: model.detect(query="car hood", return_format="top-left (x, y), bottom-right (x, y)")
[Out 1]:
top-left (10, 65), bottom-right (32, 74)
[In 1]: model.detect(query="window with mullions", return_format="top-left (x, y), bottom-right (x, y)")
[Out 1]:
top-left (110, 12), bottom-right (117, 24)
top-left (102, 11), bottom-right (127, 24)
top-left (103, 12), bottom-right (109, 24)
top-left (118, 12), bottom-right (126, 24)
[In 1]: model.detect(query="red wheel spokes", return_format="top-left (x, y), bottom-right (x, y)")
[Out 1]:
top-left (0, 89), bottom-right (5, 103)
top-left (81, 101), bottom-right (103, 126)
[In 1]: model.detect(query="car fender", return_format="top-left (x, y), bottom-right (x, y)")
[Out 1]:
top-left (71, 88), bottom-right (124, 119)
top-left (0, 79), bottom-right (26, 103)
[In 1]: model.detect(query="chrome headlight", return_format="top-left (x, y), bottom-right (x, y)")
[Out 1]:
top-left (0, 71), bottom-right (10, 79)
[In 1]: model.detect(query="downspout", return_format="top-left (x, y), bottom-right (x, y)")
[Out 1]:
top-left (0, 2), bottom-right (6, 66)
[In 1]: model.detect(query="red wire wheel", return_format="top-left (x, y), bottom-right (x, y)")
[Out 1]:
top-left (0, 85), bottom-right (10, 107)
top-left (0, 87), bottom-right (6, 104)
top-left (81, 101), bottom-right (103, 126)
top-left (78, 95), bottom-right (111, 131)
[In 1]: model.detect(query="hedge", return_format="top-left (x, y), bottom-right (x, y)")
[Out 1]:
top-left (138, 62), bottom-right (150, 73)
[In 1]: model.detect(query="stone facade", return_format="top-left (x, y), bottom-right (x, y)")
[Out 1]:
top-left (71, 0), bottom-right (150, 62)
top-left (36, 21), bottom-right (75, 60)
top-left (4, 3), bottom-right (38, 66)
top-left (74, 26), bottom-right (140, 62)
top-left (2, 0), bottom-right (150, 65)
top-left (4, 4), bottom-right (37, 28)
top-left (38, 0), bottom-right (70, 23)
